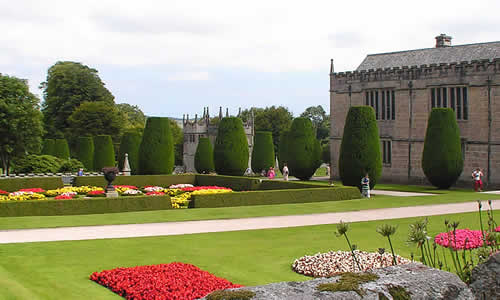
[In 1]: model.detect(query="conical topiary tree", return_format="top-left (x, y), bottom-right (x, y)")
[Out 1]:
top-left (138, 117), bottom-right (174, 174)
top-left (118, 131), bottom-right (142, 174)
top-left (285, 117), bottom-right (321, 180)
top-left (251, 131), bottom-right (275, 174)
top-left (41, 139), bottom-right (55, 156)
top-left (422, 108), bottom-right (463, 189)
top-left (195, 137), bottom-right (215, 174)
top-left (53, 138), bottom-right (70, 159)
top-left (339, 106), bottom-right (382, 189)
top-left (93, 135), bottom-right (115, 170)
top-left (278, 130), bottom-right (290, 172)
top-left (74, 136), bottom-right (94, 171)
top-left (214, 117), bottom-right (249, 176)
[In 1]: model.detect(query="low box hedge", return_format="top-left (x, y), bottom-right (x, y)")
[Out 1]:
top-left (0, 177), bottom-right (64, 192)
top-left (258, 180), bottom-right (326, 190)
top-left (0, 195), bottom-right (172, 217)
top-left (190, 186), bottom-right (360, 208)
top-left (194, 174), bottom-right (326, 191)
top-left (74, 174), bottom-right (196, 188)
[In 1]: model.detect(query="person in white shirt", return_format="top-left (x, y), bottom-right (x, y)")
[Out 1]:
top-left (472, 168), bottom-right (484, 192)
top-left (282, 163), bottom-right (289, 181)
top-left (361, 173), bottom-right (370, 198)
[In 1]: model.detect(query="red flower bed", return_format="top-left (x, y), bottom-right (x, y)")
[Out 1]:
top-left (435, 228), bottom-right (485, 250)
top-left (145, 191), bottom-right (165, 196)
top-left (181, 186), bottom-right (231, 192)
top-left (0, 189), bottom-right (8, 195)
top-left (87, 190), bottom-right (106, 197)
top-left (90, 262), bottom-right (242, 300)
top-left (18, 188), bottom-right (45, 193)
top-left (54, 195), bottom-right (73, 200)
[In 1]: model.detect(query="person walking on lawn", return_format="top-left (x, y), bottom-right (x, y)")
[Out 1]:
top-left (282, 163), bottom-right (289, 181)
top-left (472, 168), bottom-right (484, 192)
top-left (361, 173), bottom-right (370, 198)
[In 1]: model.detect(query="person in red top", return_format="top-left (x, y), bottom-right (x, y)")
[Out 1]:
top-left (472, 168), bottom-right (484, 192)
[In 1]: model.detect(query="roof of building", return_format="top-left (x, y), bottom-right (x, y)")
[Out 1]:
top-left (356, 41), bottom-right (500, 71)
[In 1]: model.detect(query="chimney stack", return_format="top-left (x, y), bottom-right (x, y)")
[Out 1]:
top-left (435, 34), bottom-right (452, 48)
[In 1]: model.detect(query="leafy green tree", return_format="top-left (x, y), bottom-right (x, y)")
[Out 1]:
top-left (195, 137), bottom-right (215, 174)
top-left (53, 139), bottom-right (70, 160)
top-left (0, 74), bottom-right (43, 174)
top-left (74, 136), bottom-right (94, 171)
top-left (41, 139), bottom-right (55, 156)
top-left (214, 117), bottom-right (249, 176)
top-left (118, 131), bottom-right (142, 174)
top-left (251, 131), bottom-right (275, 174)
top-left (300, 105), bottom-right (330, 140)
top-left (93, 135), bottom-right (116, 170)
top-left (169, 119), bottom-right (184, 166)
top-left (67, 101), bottom-right (125, 145)
top-left (116, 103), bottom-right (146, 130)
top-left (422, 108), bottom-right (463, 189)
top-left (138, 117), bottom-right (174, 174)
top-left (11, 154), bottom-right (62, 174)
top-left (321, 142), bottom-right (330, 164)
top-left (283, 118), bottom-right (321, 180)
top-left (41, 61), bottom-right (115, 138)
top-left (338, 106), bottom-right (382, 189)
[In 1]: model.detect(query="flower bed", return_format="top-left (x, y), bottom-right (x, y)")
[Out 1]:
top-left (434, 228), bottom-right (500, 250)
top-left (292, 250), bottom-right (413, 277)
top-left (90, 262), bottom-right (242, 300)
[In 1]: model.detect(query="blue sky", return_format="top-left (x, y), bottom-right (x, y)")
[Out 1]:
top-left (1, 0), bottom-right (499, 118)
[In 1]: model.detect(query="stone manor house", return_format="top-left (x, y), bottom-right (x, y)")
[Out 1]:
top-left (330, 34), bottom-right (500, 187)
top-left (182, 107), bottom-right (254, 172)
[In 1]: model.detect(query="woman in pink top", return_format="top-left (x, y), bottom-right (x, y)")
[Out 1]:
top-left (267, 167), bottom-right (275, 179)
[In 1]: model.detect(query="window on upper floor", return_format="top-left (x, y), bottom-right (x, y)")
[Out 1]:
top-left (365, 90), bottom-right (395, 120)
top-left (381, 140), bottom-right (392, 165)
top-left (430, 87), bottom-right (468, 120)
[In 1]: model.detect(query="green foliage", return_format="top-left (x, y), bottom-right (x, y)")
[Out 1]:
top-left (195, 137), bottom-right (215, 174)
top-left (53, 139), bottom-right (70, 159)
top-left (422, 108), bottom-right (463, 189)
top-left (206, 289), bottom-right (256, 300)
top-left (93, 135), bottom-right (116, 171)
top-left (67, 101), bottom-right (126, 145)
top-left (169, 119), bottom-right (184, 166)
top-left (321, 142), bottom-right (330, 164)
top-left (74, 174), bottom-right (196, 188)
top-left (0, 195), bottom-right (172, 217)
top-left (190, 186), bottom-right (360, 208)
top-left (118, 131), bottom-right (142, 174)
top-left (0, 74), bottom-right (43, 174)
top-left (40, 61), bottom-right (115, 138)
top-left (251, 131), bottom-right (275, 173)
top-left (74, 137), bottom-right (94, 171)
top-left (317, 272), bottom-right (378, 296)
top-left (278, 130), bottom-right (290, 171)
top-left (339, 106), bottom-right (382, 189)
top-left (388, 285), bottom-right (412, 300)
top-left (300, 105), bottom-right (330, 140)
top-left (138, 117), bottom-right (174, 175)
top-left (282, 118), bottom-right (321, 180)
top-left (11, 155), bottom-right (63, 174)
top-left (214, 117), bottom-right (249, 176)
top-left (41, 139), bottom-right (55, 156)
top-left (58, 158), bottom-right (84, 173)
top-left (0, 177), bottom-right (63, 192)
top-left (116, 103), bottom-right (146, 130)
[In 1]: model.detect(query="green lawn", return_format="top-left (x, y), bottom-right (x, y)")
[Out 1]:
top-left (0, 187), bottom-right (497, 230)
top-left (0, 210), bottom-right (496, 299)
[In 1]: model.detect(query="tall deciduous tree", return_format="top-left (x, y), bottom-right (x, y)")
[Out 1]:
top-left (0, 74), bottom-right (43, 174)
top-left (40, 61), bottom-right (115, 138)
top-left (300, 105), bottom-right (330, 141)
top-left (116, 103), bottom-right (146, 130)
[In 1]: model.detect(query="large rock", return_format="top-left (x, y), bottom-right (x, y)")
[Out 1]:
top-left (200, 263), bottom-right (473, 299)
top-left (469, 252), bottom-right (500, 300)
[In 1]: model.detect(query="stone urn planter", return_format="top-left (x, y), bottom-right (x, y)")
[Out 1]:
top-left (102, 167), bottom-right (119, 197)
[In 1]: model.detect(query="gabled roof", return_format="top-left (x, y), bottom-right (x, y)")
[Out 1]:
top-left (356, 41), bottom-right (500, 71)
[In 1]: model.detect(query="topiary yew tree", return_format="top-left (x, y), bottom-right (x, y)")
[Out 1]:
top-left (93, 135), bottom-right (115, 170)
top-left (214, 117), bottom-right (249, 176)
top-left (338, 106), bottom-right (382, 189)
top-left (41, 139), bottom-right (55, 156)
top-left (278, 130), bottom-right (290, 172)
top-left (251, 131), bottom-right (275, 174)
top-left (74, 136), bottom-right (94, 171)
top-left (118, 131), bottom-right (142, 174)
top-left (138, 117), bottom-right (174, 175)
top-left (284, 117), bottom-right (322, 180)
top-left (195, 137), bottom-right (215, 174)
top-left (53, 138), bottom-right (70, 160)
top-left (422, 108), bottom-right (463, 189)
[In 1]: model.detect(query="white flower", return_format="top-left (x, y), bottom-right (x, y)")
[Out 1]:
top-left (169, 184), bottom-right (194, 189)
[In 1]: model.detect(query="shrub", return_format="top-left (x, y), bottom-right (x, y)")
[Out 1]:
top-left (11, 154), bottom-right (62, 174)
top-left (338, 106), bottom-right (382, 189)
top-left (118, 131), bottom-right (142, 174)
top-left (41, 139), bottom-right (55, 156)
top-left (283, 117), bottom-right (321, 180)
top-left (422, 108), bottom-right (463, 189)
top-left (251, 131), bottom-right (275, 174)
top-left (214, 117), bottom-right (249, 176)
top-left (278, 130), bottom-right (290, 172)
top-left (59, 158), bottom-right (84, 173)
top-left (195, 137), bottom-right (215, 174)
top-left (74, 136), bottom-right (94, 171)
top-left (138, 117), bottom-right (174, 175)
top-left (53, 138), bottom-right (70, 159)
top-left (93, 135), bottom-right (116, 170)
top-left (322, 142), bottom-right (330, 164)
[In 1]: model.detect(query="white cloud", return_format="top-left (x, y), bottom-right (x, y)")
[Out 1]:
top-left (167, 71), bottom-right (210, 81)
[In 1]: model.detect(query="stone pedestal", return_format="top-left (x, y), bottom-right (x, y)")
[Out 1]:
top-left (106, 190), bottom-right (119, 198)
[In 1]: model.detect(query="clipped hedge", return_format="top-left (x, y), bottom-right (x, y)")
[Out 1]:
top-left (74, 174), bottom-right (196, 188)
top-left (93, 135), bottom-right (116, 171)
top-left (53, 138), bottom-right (70, 159)
top-left (11, 154), bottom-right (62, 174)
top-left (74, 136), bottom-right (94, 171)
top-left (0, 195), bottom-right (172, 217)
top-left (195, 137), bottom-right (215, 174)
top-left (194, 174), bottom-right (329, 191)
top-left (0, 177), bottom-right (64, 192)
top-left (118, 131), bottom-right (142, 174)
top-left (190, 186), bottom-right (360, 208)
top-left (41, 139), bottom-right (55, 156)
top-left (214, 117), bottom-right (249, 176)
top-left (139, 117), bottom-right (174, 175)
top-left (251, 131), bottom-right (275, 174)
